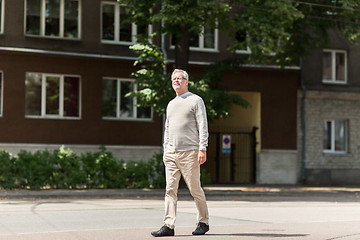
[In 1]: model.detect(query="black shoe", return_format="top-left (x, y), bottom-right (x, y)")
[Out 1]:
top-left (151, 225), bottom-right (174, 237)
top-left (192, 222), bottom-right (209, 235)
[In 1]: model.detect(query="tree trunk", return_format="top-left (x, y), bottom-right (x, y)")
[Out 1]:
top-left (174, 25), bottom-right (190, 71)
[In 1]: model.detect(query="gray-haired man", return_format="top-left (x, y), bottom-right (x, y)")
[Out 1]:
top-left (151, 69), bottom-right (210, 237)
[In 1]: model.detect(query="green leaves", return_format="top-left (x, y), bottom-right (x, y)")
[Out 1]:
top-left (129, 42), bottom-right (250, 120)
top-left (129, 43), bottom-right (172, 115)
top-left (190, 58), bottom-right (251, 120)
top-left (0, 146), bottom-right (167, 190)
top-left (119, 0), bottom-right (360, 66)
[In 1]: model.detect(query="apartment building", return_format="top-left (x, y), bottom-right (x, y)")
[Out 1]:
top-left (0, 0), bottom-right (300, 184)
top-left (300, 30), bottom-right (360, 185)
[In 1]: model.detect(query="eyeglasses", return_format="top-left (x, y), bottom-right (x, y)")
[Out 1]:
top-left (172, 77), bottom-right (186, 81)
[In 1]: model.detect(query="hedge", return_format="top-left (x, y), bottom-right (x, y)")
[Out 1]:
top-left (0, 146), bottom-right (211, 190)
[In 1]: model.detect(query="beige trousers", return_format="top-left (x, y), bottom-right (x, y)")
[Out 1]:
top-left (163, 150), bottom-right (209, 229)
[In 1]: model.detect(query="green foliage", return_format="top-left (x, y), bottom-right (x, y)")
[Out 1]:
top-left (119, 0), bottom-right (360, 66)
top-left (200, 168), bottom-right (212, 186)
top-left (119, 0), bottom-right (360, 120)
top-left (148, 152), bottom-right (166, 189)
top-left (0, 150), bottom-right (16, 189)
top-left (129, 43), bottom-right (249, 120)
top-left (229, 0), bottom-right (360, 65)
top-left (15, 150), bottom-right (55, 190)
top-left (83, 146), bottom-right (126, 189)
top-left (189, 58), bottom-right (250, 120)
top-left (128, 43), bottom-right (172, 115)
top-left (0, 147), bottom-right (217, 190)
top-left (52, 146), bottom-right (86, 189)
top-left (118, 0), bottom-right (231, 36)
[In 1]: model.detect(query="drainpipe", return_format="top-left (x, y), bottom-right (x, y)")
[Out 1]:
top-left (299, 58), bottom-right (307, 183)
top-left (161, 1), bottom-right (168, 151)
top-left (161, 2), bottom-right (168, 75)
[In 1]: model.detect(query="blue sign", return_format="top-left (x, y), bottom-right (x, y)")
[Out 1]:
top-left (222, 135), bottom-right (231, 154)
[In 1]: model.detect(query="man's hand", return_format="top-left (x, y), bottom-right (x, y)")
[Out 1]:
top-left (198, 150), bottom-right (207, 165)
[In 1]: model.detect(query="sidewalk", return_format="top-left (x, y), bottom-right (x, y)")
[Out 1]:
top-left (1, 185), bottom-right (360, 200)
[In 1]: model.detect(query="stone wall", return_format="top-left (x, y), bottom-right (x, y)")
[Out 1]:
top-left (257, 149), bottom-right (299, 184)
top-left (298, 90), bottom-right (360, 184)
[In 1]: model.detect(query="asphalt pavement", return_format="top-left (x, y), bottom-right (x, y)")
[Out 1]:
top-left (1, 185), bottom-right (360, 200)
top-left (1, 185), bottom-right (360, 240)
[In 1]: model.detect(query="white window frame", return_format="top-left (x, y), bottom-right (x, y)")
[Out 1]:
top-left (190, 26), bottom-right (218, 52)
top-left (170, 26), bottom-right (219, 52)
top-left (235, 47), bottom-right (251, 54)
top-left (234, 30), bottom-right (251, 54)
top-left (235, 33), bottom-right (278, 55)
top-left (102, 77), bottom-right (153, 121)
top-left (24, 0), bottom-right (82, 39)
top-left (25, 72), bottom-right (81, 119)
top-left (323, 119), bottom-right (348, 154)
top-left (235, 46), bottom-right (251, 54)
top-left (101, 2), bottom-right (152, 45)
top-left (0, 0), bottom-right (5, 34)
top-left (322, 49), bottom-right (347, 84)
top-left (0, 71), bottom-right (3, 117)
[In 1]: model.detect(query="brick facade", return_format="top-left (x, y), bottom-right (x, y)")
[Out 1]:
top-left (298, 90), bottom-right (360, 184)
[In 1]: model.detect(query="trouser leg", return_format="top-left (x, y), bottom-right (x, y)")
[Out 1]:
top-left (178, 150), bottom-right (209, 225)
top-left (163, 152), bottom-right (181, 229)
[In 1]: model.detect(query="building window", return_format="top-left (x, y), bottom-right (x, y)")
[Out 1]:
top-left (25, 73), bottom-right (81, 118)
top-left (322, 49), bottom-right (347, 84)
top-left (323, 120), bottom-right (348, 153)
top-left (235, 30), bottom-right (251, 54)
top-left (25, 0), bottom-right (81, 39)
top-left (102, 78), bottom-right (152, 120)
top-left (171, 26), bottom-right (218, 52)
top-left (101, 2), bottom-right (151, 44)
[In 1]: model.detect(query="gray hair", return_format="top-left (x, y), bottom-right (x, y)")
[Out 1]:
top-left (171, 69), bottom-right (189, 80)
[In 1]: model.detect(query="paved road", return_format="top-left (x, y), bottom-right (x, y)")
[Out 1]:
top-left (1, 191), bottom-right (360, 240)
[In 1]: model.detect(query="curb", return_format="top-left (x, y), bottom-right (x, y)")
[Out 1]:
top-left (1, 186), bottom-right (360, 200)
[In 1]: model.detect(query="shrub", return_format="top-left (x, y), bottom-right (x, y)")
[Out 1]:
top-left (0, 147), bottom-right (211, 190)
top-left (81, 146), bottom-right (126, 189)
top-left (52, 146), bottom-right (86, 189)
top-left (147, 153), bottom-right (166, 189)
top-left (15, 150), bottom-right (55, 189)
top-left (0, 150), bottom-right (16, 189)
top-left (200, 168), bottom-right (212, 186)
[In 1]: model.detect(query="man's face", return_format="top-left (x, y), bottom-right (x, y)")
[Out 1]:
top-left (172, 71), bottom-right (188, 95)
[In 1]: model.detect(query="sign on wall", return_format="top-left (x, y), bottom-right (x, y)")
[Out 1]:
top-left (222, 135), bottom-right (231, 154)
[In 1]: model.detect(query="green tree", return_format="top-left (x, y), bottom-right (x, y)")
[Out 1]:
top-left (229, 0), bottom-right (360, 65)
top-left (128, 43), bottom-right (249, 119)
top-left (118, 0), bottom-right (231, 70)
top-left (119, 0), bottom-right (360, 67)
top-left (119, 0), bottom-right (360, 118)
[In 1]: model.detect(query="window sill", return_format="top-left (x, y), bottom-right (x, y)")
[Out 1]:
top-left (169, 45), bottom-right (219, 53)
top-left (323, 151), bottom-right (351, 156)
top-left (235, 50), bottom-right (251, 54)
top-left (25, 116), bottom-right (81, 120)
top-left (25, 34), bottom-right (81, 41)
top-left (101, 40), bottom-right (136, 46)
top-left (189, 48), bottom-right (219, 53)
top-left (322, 80), bottom-right (347, 85)
top-left (102, 117), bottom-right (153, 122)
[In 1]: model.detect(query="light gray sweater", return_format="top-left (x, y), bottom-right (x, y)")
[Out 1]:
top-left (163, 92), bottom-right (208, 152)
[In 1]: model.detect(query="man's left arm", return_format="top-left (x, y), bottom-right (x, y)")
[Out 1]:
top-left (198, 150), bottom-right (207, 165)
top-left (195, 98), bottom-right (209, 164)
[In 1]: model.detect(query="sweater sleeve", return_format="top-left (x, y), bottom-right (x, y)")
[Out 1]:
top-left (195, 98), bottom-right (209, 151)
top-left (163, 114), bottom-right (169, 152)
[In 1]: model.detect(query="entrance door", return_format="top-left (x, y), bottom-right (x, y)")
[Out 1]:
top-left (204, 127), bottom-right (258, 184)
